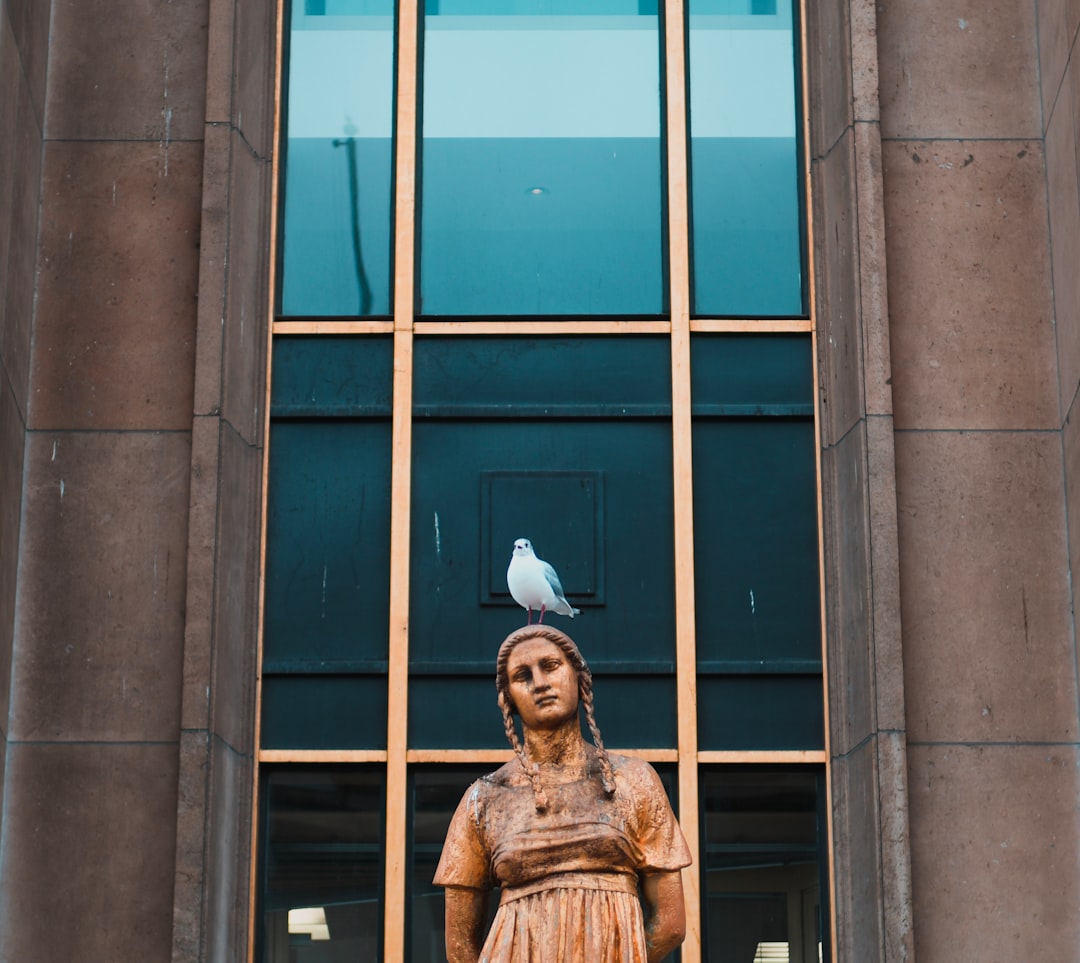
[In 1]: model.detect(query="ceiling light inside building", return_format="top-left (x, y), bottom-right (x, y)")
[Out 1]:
top-left (288, 906), bottom-right (330, 941)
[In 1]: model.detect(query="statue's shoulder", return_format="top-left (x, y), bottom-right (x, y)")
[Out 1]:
top-left (608, 752), bottom-right (655, 774)
top-left (485, 757), bottom-right (528, 789)
top-left (607, 753), bottom-right (665, 792)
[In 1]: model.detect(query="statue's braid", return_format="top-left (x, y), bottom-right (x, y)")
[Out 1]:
top-left (579, 676), bottom-right (616, 798)
top-left (498, 691), bottom-right (549, 812)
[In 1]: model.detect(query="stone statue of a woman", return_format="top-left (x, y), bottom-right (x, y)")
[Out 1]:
top-left (435, 625), bottom-right (691, 962)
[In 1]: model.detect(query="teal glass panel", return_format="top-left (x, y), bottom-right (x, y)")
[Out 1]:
top-left (697, 675), bottom-right (824, 750)
top-left (419, 0), bottom-right (665, 315)
top-left (280, 0), bottom-right (395, 316)
top-left (408, 674), bottom-right (676, 749)
top-left (691, 418), bottom-right (819, 666)
top-left (271, 335), bottom-right (393, 416)
top-left (261, 675), bottom-right (388, 748)
top-left (413, 336), bottom-right (672, 414)
top-left (260, 767), bottom-right (384, 961)
top-left (690, 334), bottom-right (812, 414)
top-left (700, 767), bottom-right (829, 962)
top-left (688, 0), bottom-right (804, 316)
top-left (264, 420), bottom-right (392, 665)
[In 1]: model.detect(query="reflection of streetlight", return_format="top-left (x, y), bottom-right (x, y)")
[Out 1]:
top-left (525, 186), bottom-right (549, 196)
top-left (333, 117), bottom-right (373, 316)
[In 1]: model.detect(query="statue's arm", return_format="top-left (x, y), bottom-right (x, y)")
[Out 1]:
top-left (444, 886), bottom-right (490, 963)
top-left (641, 870), bottom-right (687, 963)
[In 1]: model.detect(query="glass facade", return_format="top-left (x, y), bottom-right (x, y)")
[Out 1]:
top-left (261, 0), bottom-right (824, 959)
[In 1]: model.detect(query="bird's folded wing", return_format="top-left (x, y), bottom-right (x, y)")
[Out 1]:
top-left (542, 561), bottom-right (566, 597)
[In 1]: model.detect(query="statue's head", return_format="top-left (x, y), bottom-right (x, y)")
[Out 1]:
top-left (495, 624), bottom-right (590, 720)
top-left (495, 624), bottom-right (615, 810)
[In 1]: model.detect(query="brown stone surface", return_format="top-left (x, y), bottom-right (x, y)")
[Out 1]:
top-left (864, 414), bottom-right (906, 732)
top-left (813, 128), bottom-right (863, 448)
top-left (805, 0), bottom-right (852, 158)
top-left (0, 15), bottom-right (20, 309)
top-left (1046, 58), bottom-right (1080, 424)
top-left (850, 0), bottom-right (881, 124)
top-left (830, 739), bottom-right (885, 963)
top-left (1036, 0), bottom-right (1080, 126)
top-left (30, 140), bottom-right (201, 431)
top-left (203, 738), bottom-right (254, 962)
top-left (210, 423), bottom-right (260, 752)
top-left (853, 121), bottom-right (894, 419)
top-left (181, 414), bottom-right (221, 732)
top-left (233, 0), bottom-right (276, 158)
top-left (220, 133), bottom-right (270, 445)
top-left (192, 123), bottom-right (231, 417)
top-left (6, 0), bottom-right (50, 122)
top-left (45, 0), bottom-right (207, 141)
top-left (1064, 402), bottom-right (1080, 632)
top-left (907, 744), bottom-right (1080, 959)
top-left (172, 729), bottom-right (211, 961)
top-left (884, 140), bottom-right (1058, 431)
top-left (11, 430), bottom-right (190, 742)
top-left (204, 0), bottom-right (237, 124)
top-left (0, 742), bottom-right (179, 960)
top-left (0, 367), bottom-right (24, 731)
top-left (876, 731), bottom-right (914, 960)
top-left (877, 0), bottom-right (1041, 139)
top-left (895, 430), bottom-right (1075, 743)
top-left (821, 422), bottom-right (875, 756)
top-left (1, 65), bottom-right (42, 412)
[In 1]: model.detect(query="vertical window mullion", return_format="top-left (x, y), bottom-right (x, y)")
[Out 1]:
top-left (385, 0), bottom-right (419, 957)
top-left (664, 0), bottom-right (701, 961)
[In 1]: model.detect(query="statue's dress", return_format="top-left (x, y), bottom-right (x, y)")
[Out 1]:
top-left (434, 753), bottom-right (691, 963)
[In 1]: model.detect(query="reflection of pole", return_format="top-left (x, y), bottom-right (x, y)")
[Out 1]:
top-left (332, 136), bottom-right (373, 315)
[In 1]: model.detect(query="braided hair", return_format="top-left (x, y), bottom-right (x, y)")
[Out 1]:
top-left (495, 625), bottom-right (617, 812)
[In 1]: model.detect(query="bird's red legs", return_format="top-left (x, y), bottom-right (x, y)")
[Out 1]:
top-left (527, 608), bottom-right (533, 625)
top-left (539, 604), bottom-right (547, 624)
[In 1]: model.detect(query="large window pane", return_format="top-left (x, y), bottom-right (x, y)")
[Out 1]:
top-left (701, 767), bottom-right (829, 963)
top-left (260, 767), bottom-right (385, 962)
top-left (420, 0), bottom-right (665, 315)
top-left (408, 767), bottom-right (495, 962)
top-left (280, 0), bottom-right (395, 316)
top-left (688, 0), bottom-right (804, 316)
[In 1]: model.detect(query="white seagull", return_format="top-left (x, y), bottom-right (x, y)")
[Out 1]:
top-left (506, 538), bottom-right (580, 624)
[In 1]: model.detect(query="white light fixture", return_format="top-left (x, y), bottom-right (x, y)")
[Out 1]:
top-left (288, 906), bottom-right (331, 941)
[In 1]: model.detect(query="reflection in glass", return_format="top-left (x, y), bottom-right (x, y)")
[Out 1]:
top-left (261, 768), bottom-right (385, 962)
top-left (688, 0), bottom-right (804, 316)
top-left (701, 768), bottom-right (827, 963)
top-left (409, 767), bottom-right (496, 962)
top-left (420, 0), bottom-right (665, 316)
top-left (280, 0), bottom-right (395, 316)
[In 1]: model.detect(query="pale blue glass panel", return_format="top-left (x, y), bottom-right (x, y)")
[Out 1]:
top-left (420, 0), bottom-right (665, 316)
top-left (688, 0), bottom-right (805, 316)
top-left (280, 0), bottom-right (395, 316)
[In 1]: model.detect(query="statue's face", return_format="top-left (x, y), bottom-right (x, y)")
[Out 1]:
top-left (505, 638), bottom-right (580, 730)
